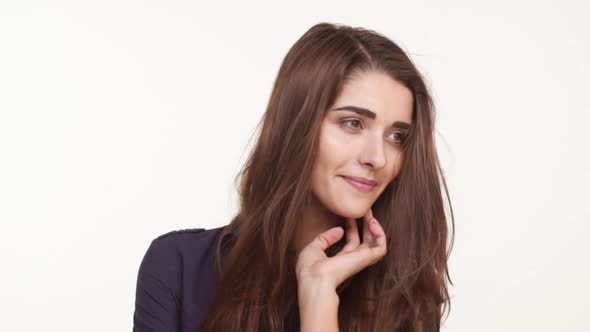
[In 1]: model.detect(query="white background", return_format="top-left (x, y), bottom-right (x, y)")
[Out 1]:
top-left (1, 1), bottom-right (588, 331)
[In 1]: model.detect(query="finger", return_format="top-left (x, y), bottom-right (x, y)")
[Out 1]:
top-left (363, 209), bottom-right (386, 249)
top-left (337, 218), bottom-right (360, 255)
top-left (367, 217), bottom-right (387, 249)
top-left (363, 208), bottom-right (374, 244)
top-left (363, 209), bottom-right (385, 244)
top-left (329, 241), bottom-right (387, 286)
top-left (308, 226), bottom-right (345, 252)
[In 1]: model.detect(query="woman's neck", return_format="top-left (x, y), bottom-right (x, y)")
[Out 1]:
top-left (294, 195), bottom-right (344, 254)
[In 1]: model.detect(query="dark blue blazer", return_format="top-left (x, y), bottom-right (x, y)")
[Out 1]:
top-left (133, 226), bottom-right (229, 332)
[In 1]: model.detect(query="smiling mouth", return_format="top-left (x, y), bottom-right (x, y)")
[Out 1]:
top-left (339, 176), bottom-right (377, 193)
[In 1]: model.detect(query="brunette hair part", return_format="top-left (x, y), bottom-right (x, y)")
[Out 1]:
top-left (200, 22), bottom-right (455, 332)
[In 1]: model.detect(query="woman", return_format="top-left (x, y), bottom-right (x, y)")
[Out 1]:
top-left (133, 22), bottom-right (454, 332)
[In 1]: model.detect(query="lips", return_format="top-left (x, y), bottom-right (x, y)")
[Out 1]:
top-left (340, 175), bottom-right (378, 186)
top-left (340, 175), bottom-right (377, 192)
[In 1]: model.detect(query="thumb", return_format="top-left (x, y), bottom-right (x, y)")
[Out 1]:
top-left (308, 226), bottom-right (345, 252)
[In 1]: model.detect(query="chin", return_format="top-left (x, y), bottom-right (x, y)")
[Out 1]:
top-left (330, 200), bottom-right (371, 219)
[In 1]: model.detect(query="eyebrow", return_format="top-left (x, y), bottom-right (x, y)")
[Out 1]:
top-left (332, 105), bottom-right (411, 130)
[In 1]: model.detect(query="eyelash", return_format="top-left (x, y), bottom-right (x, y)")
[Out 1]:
top-left (340, 118), bottom-right (407, 145)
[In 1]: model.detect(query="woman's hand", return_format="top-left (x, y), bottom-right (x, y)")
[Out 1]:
top-left (295, 208), bottom-right (388, 292)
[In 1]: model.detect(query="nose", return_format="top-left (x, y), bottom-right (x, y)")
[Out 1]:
top-left (359, 133), bottom-right (387, 170)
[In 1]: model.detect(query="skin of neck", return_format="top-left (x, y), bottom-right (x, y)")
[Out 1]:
top-left (295, 193), bottom-right (345, 254)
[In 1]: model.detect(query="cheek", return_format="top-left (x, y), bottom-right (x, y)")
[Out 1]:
top-left (315, 126), bottom-right (352, 173)
top-left (310, 127), bottom-right (350, 194)
top-left (312, 144), bottom-right (337, 187)
top-left (382, 152), bottom-right (404, 186)
top-left (389, 154), bottom-right (401, 176)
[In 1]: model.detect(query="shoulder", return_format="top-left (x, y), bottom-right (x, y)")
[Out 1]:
top-left (142, 226), bottom-right (226, 267)
top-left (137, 226), bottom-right (226, 290)
top-left (151, 227), bottom-right (220, 252)
top-left (134, 226), bottom-right (228, 330)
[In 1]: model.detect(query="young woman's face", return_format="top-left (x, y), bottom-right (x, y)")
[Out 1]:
top-left (310, 70), bottom-right (414, 218)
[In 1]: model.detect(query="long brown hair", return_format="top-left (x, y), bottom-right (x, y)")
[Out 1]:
top-left (200, 22), bottom-right (455, 332)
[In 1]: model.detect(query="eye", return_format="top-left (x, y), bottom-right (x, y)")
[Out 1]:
top-left (388, 131), bottom-right (407, 145)
top-left (341, 118), bottom-right (364, 130)
top-left (341, 119), bottom-right (407, 145)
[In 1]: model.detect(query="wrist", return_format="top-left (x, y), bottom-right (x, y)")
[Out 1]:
top-left (298, 284), bottom-right (339, 332)
top-left (298, 280), bottom-right (339, 316)
top-left (298, 278), bottom-right (338, 301)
